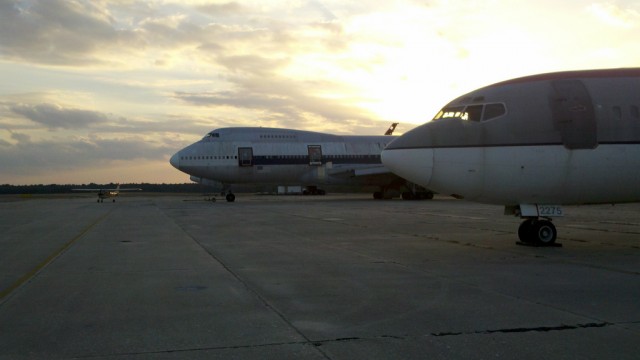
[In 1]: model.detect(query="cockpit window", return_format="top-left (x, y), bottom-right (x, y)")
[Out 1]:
top-left (464, 105), bottom-right (483, 122)
top-left (433, 106), bottom-right (465, 120)
top-left (433, 103), bottom-right (506, 122)
top-left (204, 132), bottom-right (220, 139)
top-left (482, 103), bottom-right (506, 121)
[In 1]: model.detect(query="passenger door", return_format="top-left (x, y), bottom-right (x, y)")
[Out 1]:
top-left (238, 147), bottom-right (253, 167)
top-left (550, 79), bottom-right (598, 149)
top-left (308, 145), bottom-right (322, 166)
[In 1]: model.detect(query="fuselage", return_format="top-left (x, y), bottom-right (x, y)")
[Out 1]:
top-left (170, 127), bottom-right (400, 191)
top-left (98, 191), bottom-right (119, 199)
top-left (382, 68), bottom-right (640, 206)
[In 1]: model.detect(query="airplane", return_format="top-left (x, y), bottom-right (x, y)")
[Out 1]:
top-left (381, 68), bottom-right (640, 246)
top-left (169, 126), bottom-right (432, 202)
top-left (72, 184), bottom-right (142, 202)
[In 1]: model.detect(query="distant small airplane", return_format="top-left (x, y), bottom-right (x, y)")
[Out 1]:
top-left (170, 125), bottom-right (432, 202)
top-left (382, 68), bottom-right (640, 246)
top-left (72, 184), bottom-right (142, 202)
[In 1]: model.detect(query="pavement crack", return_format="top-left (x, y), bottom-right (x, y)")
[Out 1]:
top-left (70, 340), bottom-right (318, 359)
top-left (431, 322), bottom-right (611, 337)
top-left (169, 217), bottom-right (333, 360)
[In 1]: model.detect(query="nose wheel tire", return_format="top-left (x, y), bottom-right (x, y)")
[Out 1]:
top-left (225, 193), bottom-right (236, 202)
top-left (518, 219), bottom-right (557, 246)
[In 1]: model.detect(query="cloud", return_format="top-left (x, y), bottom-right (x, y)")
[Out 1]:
top-left (0, 0), bottom-right (137, 65)
top-left (3, 0), bottom-right (638, 185)
top-left (0, 130), bottom-right (177, 178)
top-left (587, 2), bottom-right (640, 29)
top-left (215, 54), bottom-right (291, 76)
top-left (172, 75), bottom-right (380, 132)
top-left (0, 96), bottom-right (213, 141)
top-left (196, 2), bottom-right (245, 16)
top-left (10, 103), bottom-right (109, 129)
top-left (173, 90), bottom-right (289, 110)
top-left (0, 0), bottom-right (357, 69)
top-left (9, 131), bottom-right (30, 143)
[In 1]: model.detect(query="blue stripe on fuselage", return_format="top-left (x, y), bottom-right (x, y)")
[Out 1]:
top-left (253, 155), bottom-right (381, 166)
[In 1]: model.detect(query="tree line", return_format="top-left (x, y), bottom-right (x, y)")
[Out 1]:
top-left (0, 183), bottom-right (209, 194)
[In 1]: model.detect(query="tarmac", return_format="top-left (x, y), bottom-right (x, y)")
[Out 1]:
top-left (1, 193), bottom-right (639, 359)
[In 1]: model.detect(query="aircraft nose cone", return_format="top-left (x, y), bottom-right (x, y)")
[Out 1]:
top-left (382, 147), bottom-right (434, 190)
top-left (170, 152), bottom-right (180, 169)
top-left (382, 124), bottom-right (435, 190)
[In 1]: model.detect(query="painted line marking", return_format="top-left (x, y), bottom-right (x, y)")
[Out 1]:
top-left (0, 209), bottom-right (112, 301)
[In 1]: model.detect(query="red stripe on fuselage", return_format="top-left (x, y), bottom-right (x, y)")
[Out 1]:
top-left (488, 68), bottom-right (640, 88)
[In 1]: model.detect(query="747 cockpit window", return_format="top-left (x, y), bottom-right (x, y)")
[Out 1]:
top-left (204, 132), bottom-right (220, 139)
top-left (433, 103), bottom-right (506, 122)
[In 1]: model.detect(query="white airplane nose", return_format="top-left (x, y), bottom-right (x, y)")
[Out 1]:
top-left (382, 148), bottom-right (434, 189)
top-left (170, 152), bottom-right (180, 169)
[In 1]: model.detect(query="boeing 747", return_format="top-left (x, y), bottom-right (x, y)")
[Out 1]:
top-left (170, 126), bottom-right (431, 202)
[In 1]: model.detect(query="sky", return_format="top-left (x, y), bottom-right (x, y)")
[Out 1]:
top-left (1, 0), bottom-right (639, 185)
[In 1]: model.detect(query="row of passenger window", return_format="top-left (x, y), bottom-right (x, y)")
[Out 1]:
top-left (181, 155), bottom-right (235, 160)
top-left (259, 134), bottom-right (297, 139)
top-left (433, 103), bottom-right (507, 122)
top-left (203, 133), bottom-right (300, 140)
top-left (181, 154), bottom-right (380, 161)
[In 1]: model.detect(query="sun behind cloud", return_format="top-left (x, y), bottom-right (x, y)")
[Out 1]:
top-left (1, 0), bottom-right (640, 184)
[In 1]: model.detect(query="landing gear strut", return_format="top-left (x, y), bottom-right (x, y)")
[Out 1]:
top-left (218, 184), bottom-right (235, 202)
top-left (518, 218), bottom-right (558, 246)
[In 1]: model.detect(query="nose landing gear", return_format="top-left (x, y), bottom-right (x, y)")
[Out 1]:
top-left (518, 218), bottom-right (559, 246)
top-left (508, 204), bottom-right (563, 247)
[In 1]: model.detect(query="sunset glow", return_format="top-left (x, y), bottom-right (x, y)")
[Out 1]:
top-left (1, 0), bottom-right (639, 184)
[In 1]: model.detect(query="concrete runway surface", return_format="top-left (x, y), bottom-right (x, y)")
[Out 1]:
top-left (1, 193), bottom-right (639, 359)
